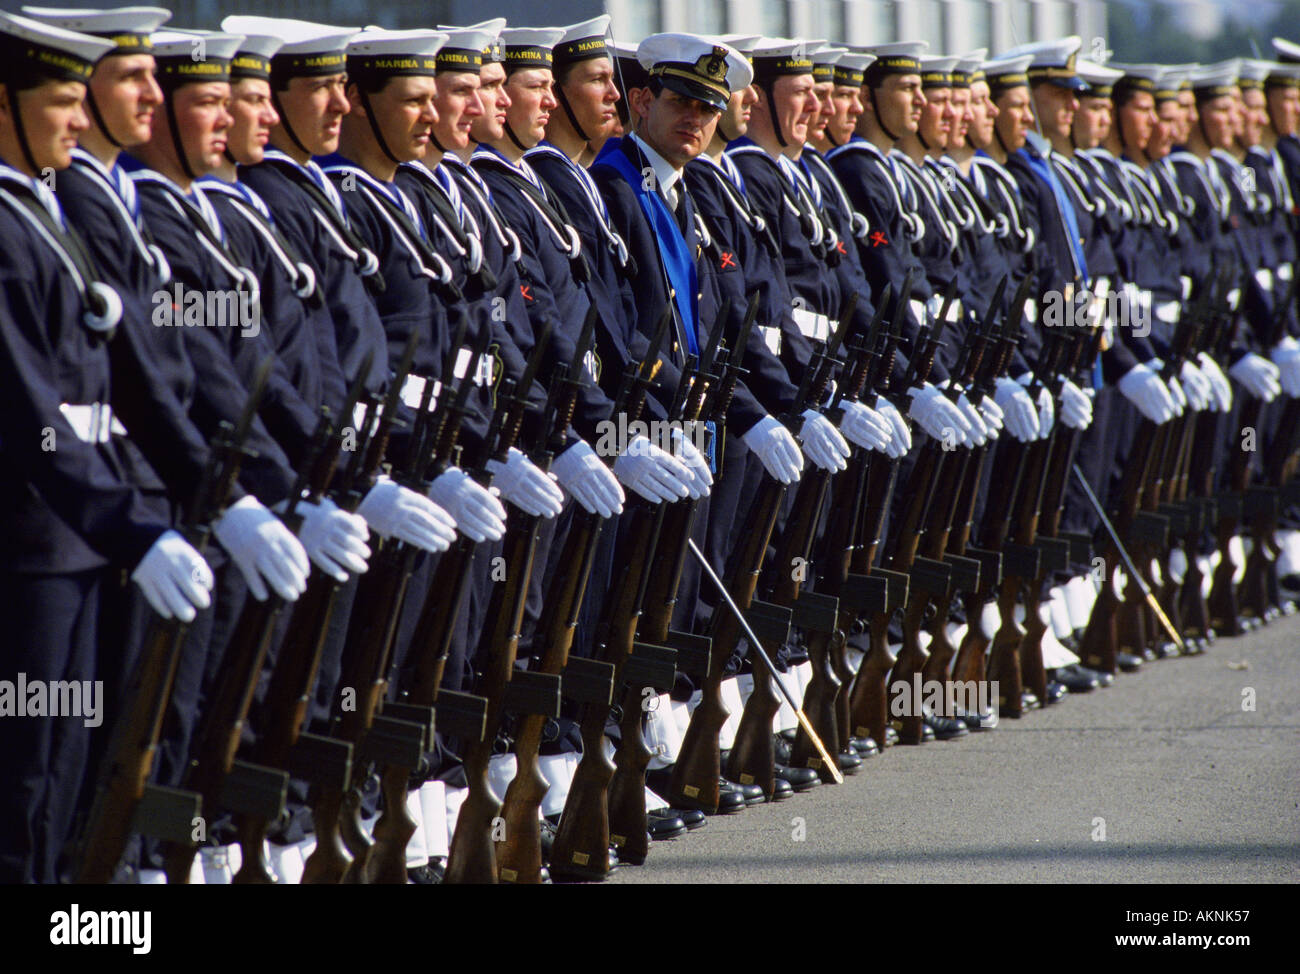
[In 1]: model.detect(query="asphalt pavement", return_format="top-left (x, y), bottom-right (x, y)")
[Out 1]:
top-left (610, 618), bottom-right (1300, 884)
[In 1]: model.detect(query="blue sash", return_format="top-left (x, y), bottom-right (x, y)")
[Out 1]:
top-left (593, 138), bottom-right (699, 356)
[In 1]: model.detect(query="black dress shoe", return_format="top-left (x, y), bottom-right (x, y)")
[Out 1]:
top-left (1141, 645), bottom-right (1158, 662)
top-left (647, 808), bottom-right (688, 840)
top-left (1152, 641), bottom-right (1179, 659)
top-left (1117, 651), bottom-right (1144, 672)
top-left (673, 807), bottom-right (706, 830)
top-left (1181, 637), bottom-right (1208, 656)
top-left (408, 859), bottom-right (444, 884)
top-left (838, 749), bottom-right (864, 773)
top-left (953, 706), bottom-right (998, 731)
top-left (922, 713), bottom-right (969, 740)
top-left (772, 734), bottom-right (793, 765)
top-left (1044, 680), bottom-right (1068, 704)
top-left (921, 723), bottom-right (936, 741)
top-left (884, 726), bottom-right (900, 746)
top-left (849, 736), bottom-right (879, 756)
top-left (1073, 664), bottom-right (1114, 687)
top-left (777, 728), bottom-right (797, 743)
top-left (722, 777), bottom-right (765, 806)
top-left (1053, 665), bottom-right (1099, 693)
top-left (1021, 690), bottom-right (1041, 712)
top-left (773, 764), bottom-right (821, 792)
top-left (769, 777), bottom-right (794, 801)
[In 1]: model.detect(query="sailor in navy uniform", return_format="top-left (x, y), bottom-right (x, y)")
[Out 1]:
top-left (1268, 40), bottom-right (1300, 204)
top-left (0, 10), bottom-right (214, 883)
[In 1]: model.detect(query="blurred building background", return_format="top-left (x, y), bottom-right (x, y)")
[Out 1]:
top-left (2, 0), bottom-right (1299, 63)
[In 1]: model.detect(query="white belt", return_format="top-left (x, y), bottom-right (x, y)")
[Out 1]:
top-left (759, 325), bottom-right (782, 356)
top-left (60, 402), bottom-right (125, 444)
top-left (791, 307), bottom-right (833, 341)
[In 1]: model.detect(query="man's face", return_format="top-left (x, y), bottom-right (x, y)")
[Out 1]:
top-left (1178, 90), bottom-right (1196, 142)
top-left (637, 87), bottom-right (719, 167)
top-left (470, 62), bottom-right (509, 143)
top-left (433, 70), bottom-right (481, 150)
top-left (1032, 82), bottom-right (1078, 140)
top-left (227, 78), bottom-right (279, 165)
top-left (1148, 100), bottom-right (1179, 158)
top-left (719, 82), bottom-right (756, 141)
top-left (504, 68), bottom-right (556, 149)
top-left (994, 86), bottom-right (1033, 150)
top-left (827, 82), bottom-right (862, 145)
top-left (918, 84), bottom-right (953, 148)
top-left (277, 72), bottom-right (349, 155)
top-left (769, 73), bottom-right (817, 146)
top-left (1199, 94), bottom-right (1236, 149)
top-left (1240, 88), bottom-right (1267, 148)
top-left (1, 79), bottom-right (89, 172)
top-left (558, 56), bottom-right (619, 141)
top-left (872, 73), bottom-right (924, 137)
top-left (170, 81), bottom-right (233, 175)
top-left (88, 53), bottom-right (161, 148)
top-left (948, 86), bottom-right (972, 149)
top-left (967, 80), bottom-right (998, 148)
top-left (1118, 91), bottom-right (1155, 152)
top-left (360, 75), bottom-right (439, 163)
top-left (1073, 95), bottom-right (1111, 148)
top-left (809, 79), bottom-right (834, 142)
top-left (1266, 84), bottom-right (1300, 137)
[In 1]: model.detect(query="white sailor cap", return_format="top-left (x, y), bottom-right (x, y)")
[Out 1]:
top-left (951, 49), bottom-right (987, 87)
top-left (1188, 60), bottom-right (1240, 99)
top-left (859, 40), bottom-right (928, 85)
top-left (1264, 61), bottom-right (1300, 89)
top-left (500, 27), bottom-right (565, 73)
top-left (228, 34), bottom-right (283, 81)
top-left (834, 51), bottom-right (876, 87)
top-left (747, 37), bottom-right (815, 82)
top-left (20, 6), bottom-right (169, 54)
top-left (222, 17), bottom-right (356, 81)
top-left (553, 15), bottom-right (611, 68)
top-left (638, 33), bottom-right (752, 111)
top-left (1272, 37), bottom-right (1300, 65)
top-left (1076, 58), bottom-right (1123, 97)
top-left (1237, 58), bottom-right (1270, 91)
top-left (718, 34), bottom-right (762, 58)
top-left (811, 44), bottom-right (849, 83)
top-left (1001, 35), bottom-right (1085, 90)
top-left (152, 29), bottom-right (243, 87)
top-left (346, 28), bottom-right (446, 80)
top-left (983, 54), bottom-right (1033, 95)
top-left (918, 54), bottom-right (960, 89)
top-left (436, 20), bottom-right (506, 63)
top-left (435, 27), bottom-right (498, 73)
top-left (0, 10), bottom-right (115, 84)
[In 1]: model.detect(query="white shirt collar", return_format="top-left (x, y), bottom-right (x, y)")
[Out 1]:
top-left (630, 132), bottom-right (681, 198)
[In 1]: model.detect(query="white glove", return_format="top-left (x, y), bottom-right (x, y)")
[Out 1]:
top-left (955, 393), bottom-right (989, 445)
top-left (838, 399), bottom-right (893, 452)
top-left (614, 434), bottom-right (693, 503)
top-left (977, 393), bottom-right (1005, 434)
top-left (1228, 352), bottom-right (1282, 402)
top-left (1059, 378), bottom-right (1093, 430)
top-left (429, 467), bottom-right (507, 542)
top-left (1035, 385), bottom-right (1055, 439)
top-left (995, 376), bottom-right (1039, 441)
top-left (1117, 362), bottom-right (1176, 423)
top-left (1178, 359), bottom-right (1213, 411)
top-left (875, 398), bottom-right (911, 458)
top-left (799, 409), bottom-right (849, 471)
top-left (485, 446), bottom-right (564, 518)
top-left (357, 476), bottom-right (456, 553)
top-left (298, 496), bottom-right (372, 581)
top-left (551, 440), bottom-right (624, 518)
top-left (671, 426), bottom-right (714, 499)
top-left (907, 384), bottom-right (971, 444)
top-left (1166, 376), bottom-right (1187, 415)
top-left (1270, 338), bottom-right (1300, 397)
top-left (132, 529), bottom-right (214, 622)
top-left (214, 495), bottom-right (310, 602)
top-left (741, 415), bottom-right (803, 483)
top-left (1197, 352), bottom-right (1233, 412)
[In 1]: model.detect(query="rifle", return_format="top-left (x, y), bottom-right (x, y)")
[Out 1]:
top-left (496, 308), bottom-right (615, 884)
top-left (442, 318), bottom-right (560, 885)
top-left (75, 358), bottom-right (273, 884)
top-left (672, 295), bottom-right (855, 809)
top-left (549, 303), bottom-right (678, 880)
top-left (232, 351), bottom-right (375, 883)
top-left (609, 295), bottom-right (758, 864)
